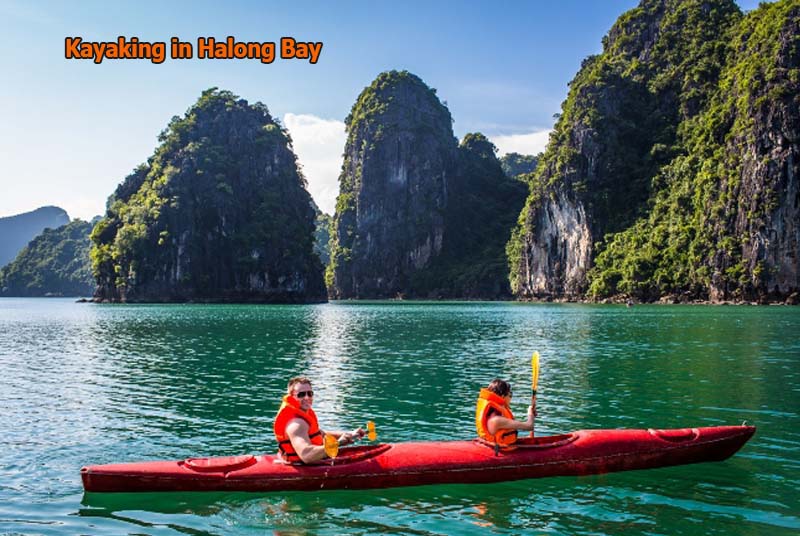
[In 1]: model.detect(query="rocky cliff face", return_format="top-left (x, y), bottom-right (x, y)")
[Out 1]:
top-left (328, 71), bottom-right (527, 299)
top-left (91, 88), bottom-right (326, 303)
top-left (710, 1), bottom-right (800, 300)
top-left (327, 71), bottom-right (456, 298)
top-left (511, 186), bottom-right (592, 297)
top-left (509, 0), bottom-right (800, 303)
top-left (417, 133), bottom-right (527, 298)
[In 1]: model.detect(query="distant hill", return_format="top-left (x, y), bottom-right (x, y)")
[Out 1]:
top-left (500, 152), bottom-right (539, 179)
top-left (312, 204), bottom-right (332, 267)
top-left (0, 206), bottom-right (70, 268)
top-left (0, 219), bottom-right (94, 297)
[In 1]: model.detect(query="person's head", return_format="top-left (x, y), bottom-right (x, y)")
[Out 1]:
top-left (487, 378), bottom-right (512, 401)
top-left (287, 376), bottom-right (314, 409)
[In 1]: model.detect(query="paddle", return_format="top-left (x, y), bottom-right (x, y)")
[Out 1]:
top-left (323, 421), bottom-right (378, 459)
top-left (323, 433), bottom-right (339, 459)
top-left (531, 351), bottom-right (540, 438)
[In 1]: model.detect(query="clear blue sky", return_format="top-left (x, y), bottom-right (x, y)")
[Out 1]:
top-left (0, 0), bottom-right (761, 219)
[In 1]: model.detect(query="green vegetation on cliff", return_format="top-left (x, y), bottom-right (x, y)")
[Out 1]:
top-left (91, 88), bottom-right (326, 303)
top-left (0, 219), bottom-right (94, 296)
top-left (589, 1), bottom-right (800, 301)
top-left (542, 0), bottom-right (737, 229)
top-left (507, 0), bottom-right (798, 302)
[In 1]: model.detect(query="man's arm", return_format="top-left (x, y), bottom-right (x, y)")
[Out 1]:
top-left (286, 419), bottom-right (328, 463)
top-left (286, 420), bottom-right (368, 463)
top-left (323, 427), bottom-right (366, 445)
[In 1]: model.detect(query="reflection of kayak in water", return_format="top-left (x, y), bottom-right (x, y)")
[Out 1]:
top-left (81, 425), bottom-right (754, 493)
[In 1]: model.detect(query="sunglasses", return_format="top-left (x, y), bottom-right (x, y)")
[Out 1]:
top-left (295, 390), bottom-right (314, 399)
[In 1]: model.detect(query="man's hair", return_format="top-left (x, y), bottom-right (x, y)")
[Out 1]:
top-left (287, 376), bottom-right (312, 395)
top-left (487, 378), bottom-right (511, 397)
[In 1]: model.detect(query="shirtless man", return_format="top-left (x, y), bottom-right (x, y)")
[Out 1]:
top-left (273, 376), bottom-right (365, 463)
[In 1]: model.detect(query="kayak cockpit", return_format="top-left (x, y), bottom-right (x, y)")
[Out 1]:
top-left (180, 444), bottom-right (392, 472)
top-left (648, 428), bottom-right (700, 443)
top-left (473, 432), bottom-right (578, 452)
top-left (315, 443), bottom-right (391, 465)
top-left (182, 455), bottom-right (257, 473)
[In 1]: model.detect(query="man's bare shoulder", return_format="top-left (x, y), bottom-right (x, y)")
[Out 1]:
top-left (285, 417), bottom-right (310, 435)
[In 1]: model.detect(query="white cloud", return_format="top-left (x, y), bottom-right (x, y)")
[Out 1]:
top-left (283, 113), bottom-right (346, 216)
top-left (490, 129), bottom-right (552, 157)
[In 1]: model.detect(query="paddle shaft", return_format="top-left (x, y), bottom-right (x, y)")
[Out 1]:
top-left (530, 352), bottom-right (540, 438)
top-left (325, 422), bottom-right (377, 459)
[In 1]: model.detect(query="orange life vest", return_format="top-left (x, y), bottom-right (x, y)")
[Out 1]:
top-left (475, 388), bottom-right (518, 447)
top-left (273, 395), bottom-right (323, 462)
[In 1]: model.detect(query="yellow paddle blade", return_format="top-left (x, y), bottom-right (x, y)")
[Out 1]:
top-left (532, 351), bottom-right (540, 393)
top-left (323, 434), bottom-right (339, 458)
top-left (366, 420), bottom-right (377, 441)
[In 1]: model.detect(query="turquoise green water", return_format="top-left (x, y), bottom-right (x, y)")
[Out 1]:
top-left (0, 298), bottom-right (798, 535)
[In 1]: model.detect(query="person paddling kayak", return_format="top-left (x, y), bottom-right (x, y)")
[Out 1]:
top-left (475, 379), bottom-right (535, 448)
top-left (274, 376), bottom-right (365, 464)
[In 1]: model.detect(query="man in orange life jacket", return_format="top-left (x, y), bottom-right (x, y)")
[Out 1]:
top-left (274, 376), bottom-right (365, 463)
top-left (475, 378), bottom-right (535, 448)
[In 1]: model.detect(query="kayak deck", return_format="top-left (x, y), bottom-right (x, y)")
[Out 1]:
top-left (81, 425), bottom-right (755, 492)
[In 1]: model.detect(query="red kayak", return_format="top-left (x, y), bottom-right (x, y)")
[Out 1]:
top-left (81, 425), bottom-right (754, 493)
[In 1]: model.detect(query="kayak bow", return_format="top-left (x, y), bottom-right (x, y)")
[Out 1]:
top-left (81, 425), bottom-right (755, 493)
